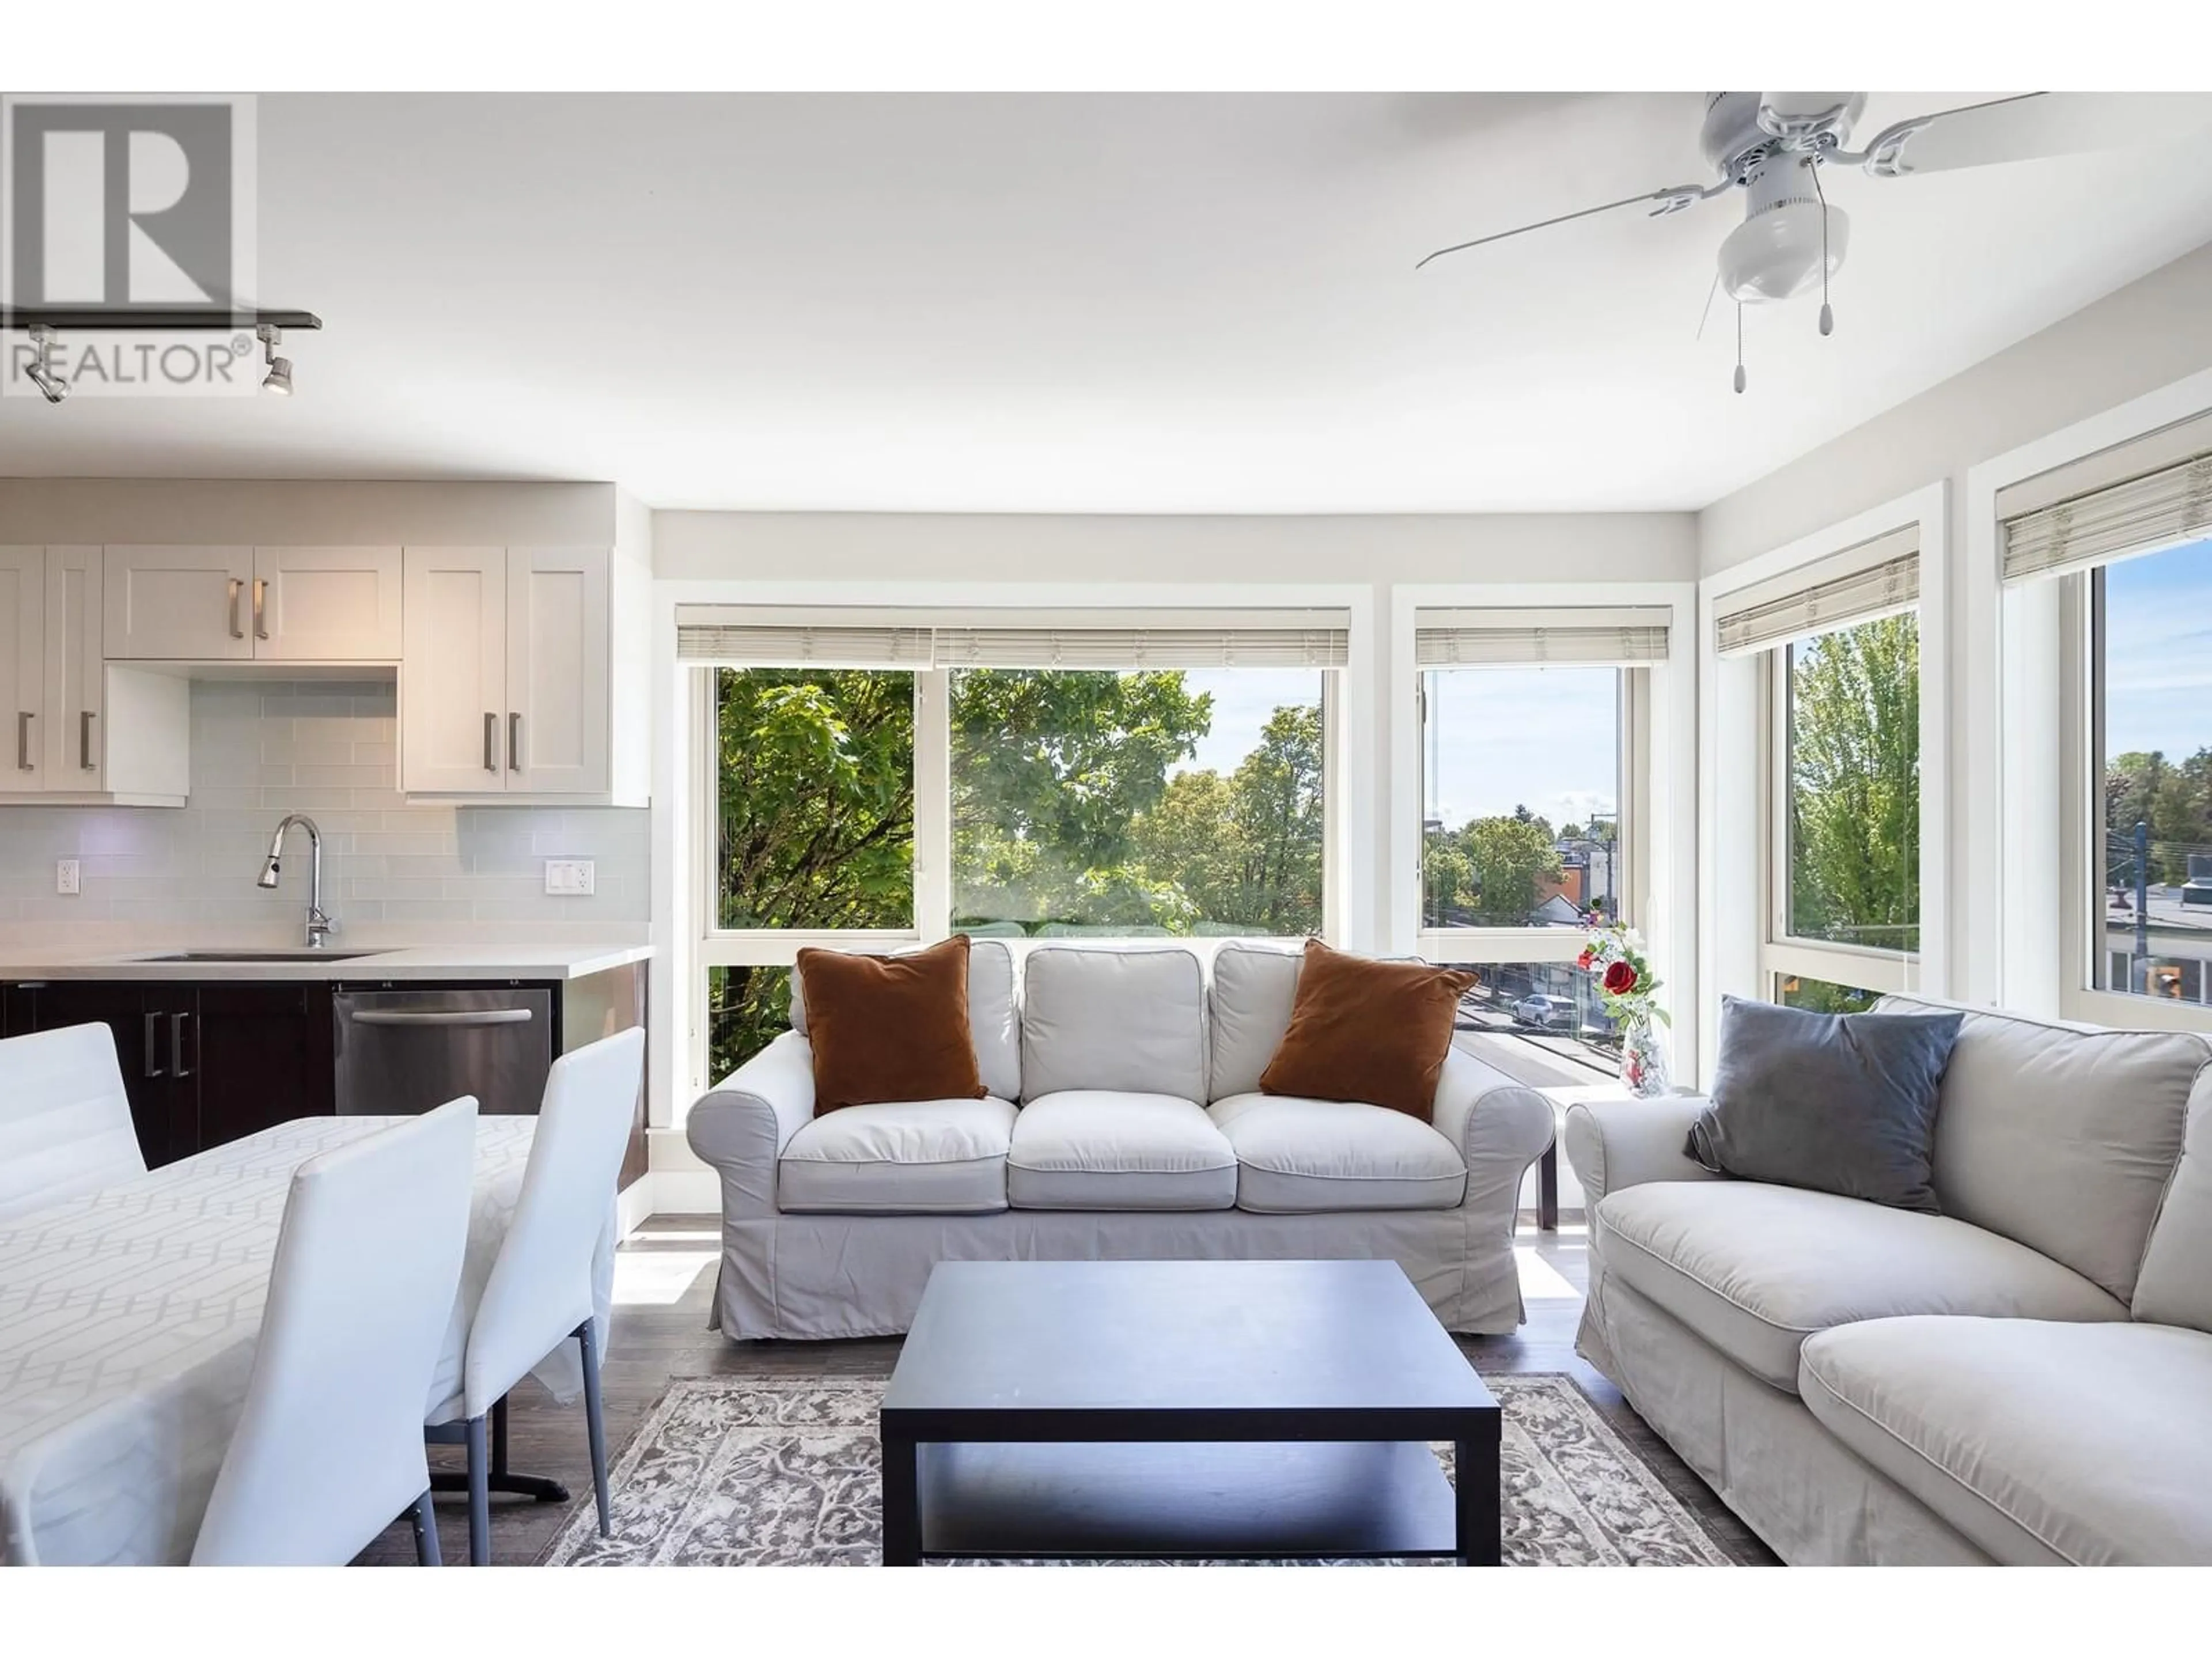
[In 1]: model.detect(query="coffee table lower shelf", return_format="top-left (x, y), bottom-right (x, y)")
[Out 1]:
top-left (894, 1438), bottom-right (1471, 1562)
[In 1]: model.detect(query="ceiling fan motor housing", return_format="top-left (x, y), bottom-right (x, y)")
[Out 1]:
top-left (1700, 92), bottom-right (1865, 183)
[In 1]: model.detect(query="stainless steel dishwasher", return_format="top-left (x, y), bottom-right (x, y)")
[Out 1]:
top-left (332, 987), bottom-right (555, 1117)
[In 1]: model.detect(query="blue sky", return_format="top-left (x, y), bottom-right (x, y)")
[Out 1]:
top-left (2104, 537), bottom-right (2212, 758)
top-left (1174, 664), bottom-right (1618, 833)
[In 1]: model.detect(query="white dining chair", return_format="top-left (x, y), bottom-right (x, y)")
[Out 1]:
top-left (0, 1024), bottom-right (147, 1219)
top-left (190, 1096), bottom-right (481, 1566)
top-left (425, 1028), bottom-right (644, 1565)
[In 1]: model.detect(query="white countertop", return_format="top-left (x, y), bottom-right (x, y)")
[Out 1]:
top-left (0, 942), bottom-right (653, 983)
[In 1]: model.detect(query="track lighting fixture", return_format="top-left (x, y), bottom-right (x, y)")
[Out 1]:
top-left (258, 323), bottom-right (294, 396)
top-left (23, 324), bottom-right (70, 403)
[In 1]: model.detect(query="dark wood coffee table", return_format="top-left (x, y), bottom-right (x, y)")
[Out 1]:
top-left (877, 1259), bottom-right (1501, 1565)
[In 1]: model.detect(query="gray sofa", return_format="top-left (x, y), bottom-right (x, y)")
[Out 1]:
top-left (1566, 993), bottom-right (2212, 1565)
top-left (687, 940), bottom-right (1556, 1340)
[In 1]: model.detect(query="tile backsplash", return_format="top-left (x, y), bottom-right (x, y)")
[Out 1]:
top-left (0, 680), bottom-right (647, 940)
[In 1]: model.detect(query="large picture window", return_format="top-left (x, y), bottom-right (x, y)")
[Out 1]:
top-left (687, 609), bottom-right (1348, 1083)
top-left (2090, 536), bottom-right (2212, 1008)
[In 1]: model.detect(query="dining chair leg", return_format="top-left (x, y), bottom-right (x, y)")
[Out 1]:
top-left (466, 1414), bottom-right (492, 1566)
top-left (576, 1318), bottom-right (611, 1536)
top-left (410, 1490), bottom-right (442, 1566)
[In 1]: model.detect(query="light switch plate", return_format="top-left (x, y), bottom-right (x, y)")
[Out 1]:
top-left (544, 859), bottom-right (596, 896)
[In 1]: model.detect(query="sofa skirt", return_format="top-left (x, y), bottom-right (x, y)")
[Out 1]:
top-left (1580, 1261), bottom-right (1992, 1565)
top-left (713, 1205), bottom-right (1524, 1340)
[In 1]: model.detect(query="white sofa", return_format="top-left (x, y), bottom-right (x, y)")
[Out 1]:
top-left (687, 940), bottom-right (1557, 1340)
top-left (1566, 993), bottom-right (2212, 1566)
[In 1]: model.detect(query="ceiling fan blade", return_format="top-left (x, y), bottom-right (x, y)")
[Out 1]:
top-left (1416, 181), bottom-right (1723, 270)
top-left (1853, 91), bottom-right (2212, 177)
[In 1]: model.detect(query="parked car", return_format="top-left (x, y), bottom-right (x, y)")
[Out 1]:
top-left (1512, 994), bottom-right (1577, 1031)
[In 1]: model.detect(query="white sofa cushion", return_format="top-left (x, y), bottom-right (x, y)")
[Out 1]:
top-left (1007, 1091), bottom-right (1236, 1211)
top-left (1800, 1316), bottom-right (2212, 1566)
top-left (1020, 946), bottom-right (1206, 1103)
top-left (777, 1097), bottom-right (1017, 1214)
top-left (2134, 1064), bottom-right (2212, 1333)
top-left (1208, 1092), bottom-right (1468, 1213)
top-left (1597, 1181), bottom-right (2128, 1393)
top-left (789, 938), bottom-right (1021, 1103)
top-left (1878, 994), bottom-right (2209, 1304)
top-left (1207, 942), bottom-right (1302, 1103)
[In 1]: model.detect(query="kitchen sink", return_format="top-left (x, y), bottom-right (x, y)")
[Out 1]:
top-left (132, 949), bottom-right (390, 963)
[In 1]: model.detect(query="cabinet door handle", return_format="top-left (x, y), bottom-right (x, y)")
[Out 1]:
top-left (171, 1012), bottom-right (192, 1080)
top-left (228, 578), bottom-right (245, 639)
top-left (483, 711), bottom-right (500, 772)
top-left (15, 711), bottom-right (31, 771)
top-left (253, 578), bottom-right (270, 640)
top-left (80, 710), bottom-right (96, 771)
top-left (509, 713), bottom-right (522, 772)
top-left (144, 1012), bottom-right (166, 1078)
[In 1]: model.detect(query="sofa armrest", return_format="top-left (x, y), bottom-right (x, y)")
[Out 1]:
top-left (1432, 1047), bottom-right (1557, 1213)
top-left (684, 1031), bottom-right (816, 1221)
top-left (1562, 1096), bottom-right (1718, 1215)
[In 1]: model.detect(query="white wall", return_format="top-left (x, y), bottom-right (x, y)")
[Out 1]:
top-left (0, 679), bottom-right (647, 946)
top-left (1695, 240), bottom-right (2212, 1028)
top-left (0, 479), bottom-right (618, 547)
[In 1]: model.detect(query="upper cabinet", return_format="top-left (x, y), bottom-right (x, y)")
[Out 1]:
top-left (400, 546), bottom-right (638, 804)
top-left (0, 546), bottom-right (190, 805)
top-left (252, 547), bottom-right (404, 661)
top-left (104, 546), bottom-right (402, 662)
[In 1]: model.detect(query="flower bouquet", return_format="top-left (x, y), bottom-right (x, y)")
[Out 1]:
top-left (1577, 922), bottom-right (1671, 1096)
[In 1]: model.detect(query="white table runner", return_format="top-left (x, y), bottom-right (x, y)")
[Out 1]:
top-left (0, 1116), bottom-right (615, 1566)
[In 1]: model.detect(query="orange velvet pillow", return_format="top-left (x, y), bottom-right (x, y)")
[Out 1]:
top-left (794, 934), bottom-right (986, 1113)
top-left (1259, 938), bottom-right (1478, 1121)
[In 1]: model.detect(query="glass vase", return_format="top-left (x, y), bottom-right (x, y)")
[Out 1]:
top-left (1618, 1016), bottom-right (1670, 1097)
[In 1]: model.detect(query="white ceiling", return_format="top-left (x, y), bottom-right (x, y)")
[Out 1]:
top-left (7, 91), bottom-right (2212, 513)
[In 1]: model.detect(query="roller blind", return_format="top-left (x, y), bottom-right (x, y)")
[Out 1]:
top-left (2000, 410), bottom-right (2212, 584)
top-left (1714, 527), bottom-right (1919, 658)
top-left (676, 607), bottom-right (1350, 669)
top-left (1414, 607), bottom-right (1671, 667)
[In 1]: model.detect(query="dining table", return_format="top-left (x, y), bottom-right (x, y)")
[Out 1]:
top-left (0, 1115), bottom-right (615, 1566)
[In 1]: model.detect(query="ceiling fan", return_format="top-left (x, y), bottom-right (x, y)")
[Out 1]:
top-left (1418, 92), bottom-right (2212, 391)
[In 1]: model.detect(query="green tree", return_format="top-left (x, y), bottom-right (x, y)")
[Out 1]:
top-left (707, 668), bottom-right (916, 1078)
top-left (1788, 613), bottom-right (1920, 950)
top-left (1220, 704), bottom-right (1325, 933)
top-left (950, 669), bottom-right (1218, 929)
top-left (1456, 815), bottom-right (1565, 926)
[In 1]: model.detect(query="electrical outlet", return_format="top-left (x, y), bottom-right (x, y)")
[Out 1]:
top-left (543, 859), bottom-right (596, 896)
top-left (56, 858), bottom-right (81, 896)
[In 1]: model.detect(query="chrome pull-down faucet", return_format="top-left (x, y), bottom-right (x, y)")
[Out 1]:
top-left (257, 813), bottom-right (336, 949)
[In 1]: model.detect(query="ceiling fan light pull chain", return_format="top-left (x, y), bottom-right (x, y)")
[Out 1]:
top-left (1812, 161), bottom-right (1836, 338)
top-left (1734, 303), bottom-right (1747, 394)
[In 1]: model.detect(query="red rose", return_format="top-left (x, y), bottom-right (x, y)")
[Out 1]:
top-left (1575, 949), bottom-right (1596, 971)
top-left (1602, 960), bottom-right (1638, 995)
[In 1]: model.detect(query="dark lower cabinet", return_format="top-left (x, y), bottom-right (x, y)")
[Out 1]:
top-left (4, 980), bottom-right (335, 1169)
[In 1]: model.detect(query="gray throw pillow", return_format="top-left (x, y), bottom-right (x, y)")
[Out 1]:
top-left (1686, 995), bottom-right (1964, 1213)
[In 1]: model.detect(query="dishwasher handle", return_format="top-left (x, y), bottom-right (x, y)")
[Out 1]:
top-left (347, 1007), bottom-right (537, 1027)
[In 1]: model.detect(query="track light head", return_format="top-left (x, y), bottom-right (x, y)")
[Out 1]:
top-left (257, 323), bottom-right (294, 396)
top-left (24, 324), bottom-right (69, 403)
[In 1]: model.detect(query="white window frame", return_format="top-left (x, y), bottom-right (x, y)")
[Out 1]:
top-left (1700, 483), bottom-right (1948, 1068)
top-left (690, 619), bottom-right (1355, 1088)
top-left (1388, 581), bottom-right (1698, 1074)
top-left (1759, 631), bottom-right (1922, 1003)
top-left (1967, 364), bottom-right (2212, 1031)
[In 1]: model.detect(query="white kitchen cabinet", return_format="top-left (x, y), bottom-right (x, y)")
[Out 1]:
top-left (506, 547), bottom-right (610, 795)
top-left (0, 547), bottom-right (188, 805)
top-left (252, 546), bottom-right (404, 661)
top-left (0, 547), bottom-right (43, 797)
top-left (103, 546), bottom-right (255, 661)
top-left (401, 544), bottom-right (635, 802)
top-left (399, 546), bottom-right (509, 793)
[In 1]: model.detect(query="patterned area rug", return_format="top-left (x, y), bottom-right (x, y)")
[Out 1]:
top-left (541, 1372), bottom-right (1736, 1566)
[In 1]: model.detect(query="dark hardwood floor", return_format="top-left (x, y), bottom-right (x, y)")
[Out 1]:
top-left (359, 1209), bottom-right (1771, 1566)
